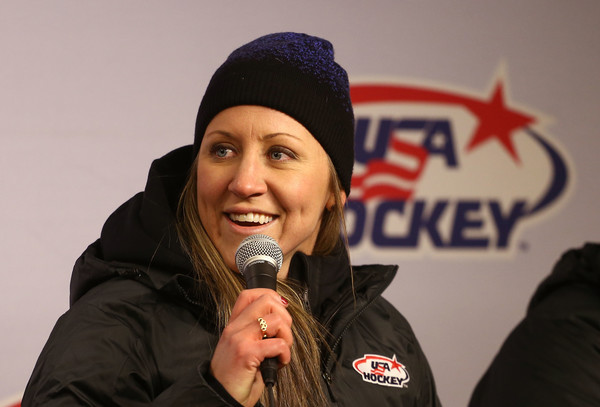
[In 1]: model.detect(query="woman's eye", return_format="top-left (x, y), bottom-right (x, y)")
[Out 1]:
top-left (216, 147), bottom-right (229, 157)
top-left (269, 147), bottom-right (295, 161)
top-left (211, 144), bottom-right (234, 158)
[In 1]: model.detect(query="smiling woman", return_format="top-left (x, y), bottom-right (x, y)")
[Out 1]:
top-left (195, 106), bottom-right (336, 278)
top-left (22, 33), bottom-right (441, 407)
top-left (177, 104), bottom-right (349, 406)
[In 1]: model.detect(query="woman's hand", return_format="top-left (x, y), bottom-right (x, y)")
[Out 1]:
top-left (210, 289), bottom-right (292, 407)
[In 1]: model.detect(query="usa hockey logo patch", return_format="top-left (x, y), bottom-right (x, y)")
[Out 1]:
top-left (353, 354), bottom-right (410, 388)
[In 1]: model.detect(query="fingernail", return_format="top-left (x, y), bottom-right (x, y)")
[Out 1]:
top-left (280, 296), bottom-right (288, 306)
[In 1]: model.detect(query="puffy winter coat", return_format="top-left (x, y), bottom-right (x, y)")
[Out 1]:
top-left (23, 146), bottom-right (441, 406)
top-left (469, 243), bottom-right (600, 407)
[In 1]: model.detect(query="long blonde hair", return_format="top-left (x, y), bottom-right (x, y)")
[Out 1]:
top-left (177, 155), bottom-right (349, 407)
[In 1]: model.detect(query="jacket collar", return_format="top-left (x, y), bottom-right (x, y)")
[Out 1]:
top-left (288, 248), bottom-right (397, 324)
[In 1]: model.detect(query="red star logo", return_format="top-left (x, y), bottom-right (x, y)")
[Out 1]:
top-left (389, 355), bottom-right (404, 372)
top-left (465, 79), bottom-right (535, 163)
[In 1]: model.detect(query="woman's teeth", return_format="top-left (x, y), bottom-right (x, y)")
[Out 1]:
top-left (229, 212), bottom-right (273, 225)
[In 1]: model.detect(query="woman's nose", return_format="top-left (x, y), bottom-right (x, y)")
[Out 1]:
top-left (228, 155), bottom-right (268, 198)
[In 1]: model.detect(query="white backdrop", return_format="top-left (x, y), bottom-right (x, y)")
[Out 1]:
top-left (2, 1), bottom-right (600, 406)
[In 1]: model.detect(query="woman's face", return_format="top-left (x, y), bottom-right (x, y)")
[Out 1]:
top-left (196, 105), bottom-right (335, 278)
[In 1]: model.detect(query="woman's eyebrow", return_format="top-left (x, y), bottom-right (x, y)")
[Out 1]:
top-left (204, 130), bottom-right (235, 139)
top-left (263, 132), bottom-right (302, 142)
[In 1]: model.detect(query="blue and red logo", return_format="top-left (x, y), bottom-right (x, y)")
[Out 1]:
top-left (347, 70), bottom-right (572, 256)
top-left (353, 354), bottom-right (410, 388)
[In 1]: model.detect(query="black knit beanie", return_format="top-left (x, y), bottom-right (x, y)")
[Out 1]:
top-left (193, 32), bottom-right (355, 195)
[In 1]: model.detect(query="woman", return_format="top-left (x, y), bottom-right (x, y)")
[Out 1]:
top-left (23, 32), bottom-right (441, 406)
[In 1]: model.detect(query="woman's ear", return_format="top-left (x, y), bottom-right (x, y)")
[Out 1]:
top-left (326, 190), bottom-right (347, 210)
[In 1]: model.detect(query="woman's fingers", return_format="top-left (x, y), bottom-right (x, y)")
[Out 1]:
top-left (228, 289), bottom-right (293, 348)
top-left (209, 288), bottom-right (294, 405)
top-left (230, 288), bottom-right (288, 321)
top-left (257, 336), bottom-right (293, 367)
top-left (222, 289), bottom-right (293, 352)
top-left (252, 313), bottom-right (293, 346)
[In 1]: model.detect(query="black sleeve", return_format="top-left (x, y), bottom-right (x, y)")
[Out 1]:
top-left (22, 302), bottom-right (238, 407)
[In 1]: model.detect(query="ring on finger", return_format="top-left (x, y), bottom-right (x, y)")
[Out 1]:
top-left (257, 317), bottom-right (268, 339)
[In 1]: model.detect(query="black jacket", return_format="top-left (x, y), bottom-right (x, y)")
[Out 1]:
top-left (23, 146), bottom-right (441, 406)
top-left (469, 243), bottom-right (600, 407)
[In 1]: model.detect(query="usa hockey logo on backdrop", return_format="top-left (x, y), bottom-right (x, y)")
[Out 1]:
top-left (347, 70), bottom-right (572, 256)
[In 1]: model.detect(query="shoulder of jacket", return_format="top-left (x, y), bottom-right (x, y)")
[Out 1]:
top-left (351, 263), bottom-right (398, 298)
top-left (70, 276), bottom-right (201, 335)
top-left (361, 296), bottom-right (419, 338)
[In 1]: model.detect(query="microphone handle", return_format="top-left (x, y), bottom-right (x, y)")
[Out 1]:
top-left (243, 260), bottom-right (278, 387)
top-left (261, 358), bottom-right (278, 387)
top-left (244, 260), bottom-right (277, 290)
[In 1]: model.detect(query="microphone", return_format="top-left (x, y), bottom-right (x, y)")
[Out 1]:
top-left (235, 234), bottom-right (283, 388)
top-left (235, 234), bottom-right (283, 291)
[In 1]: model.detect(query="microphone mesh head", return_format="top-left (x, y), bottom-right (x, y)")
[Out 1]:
top-left (235, 234), bottom-right (283, 273)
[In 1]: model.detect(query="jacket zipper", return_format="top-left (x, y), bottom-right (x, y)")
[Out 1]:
top-left (321, 275), bottom-right (391, 400)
